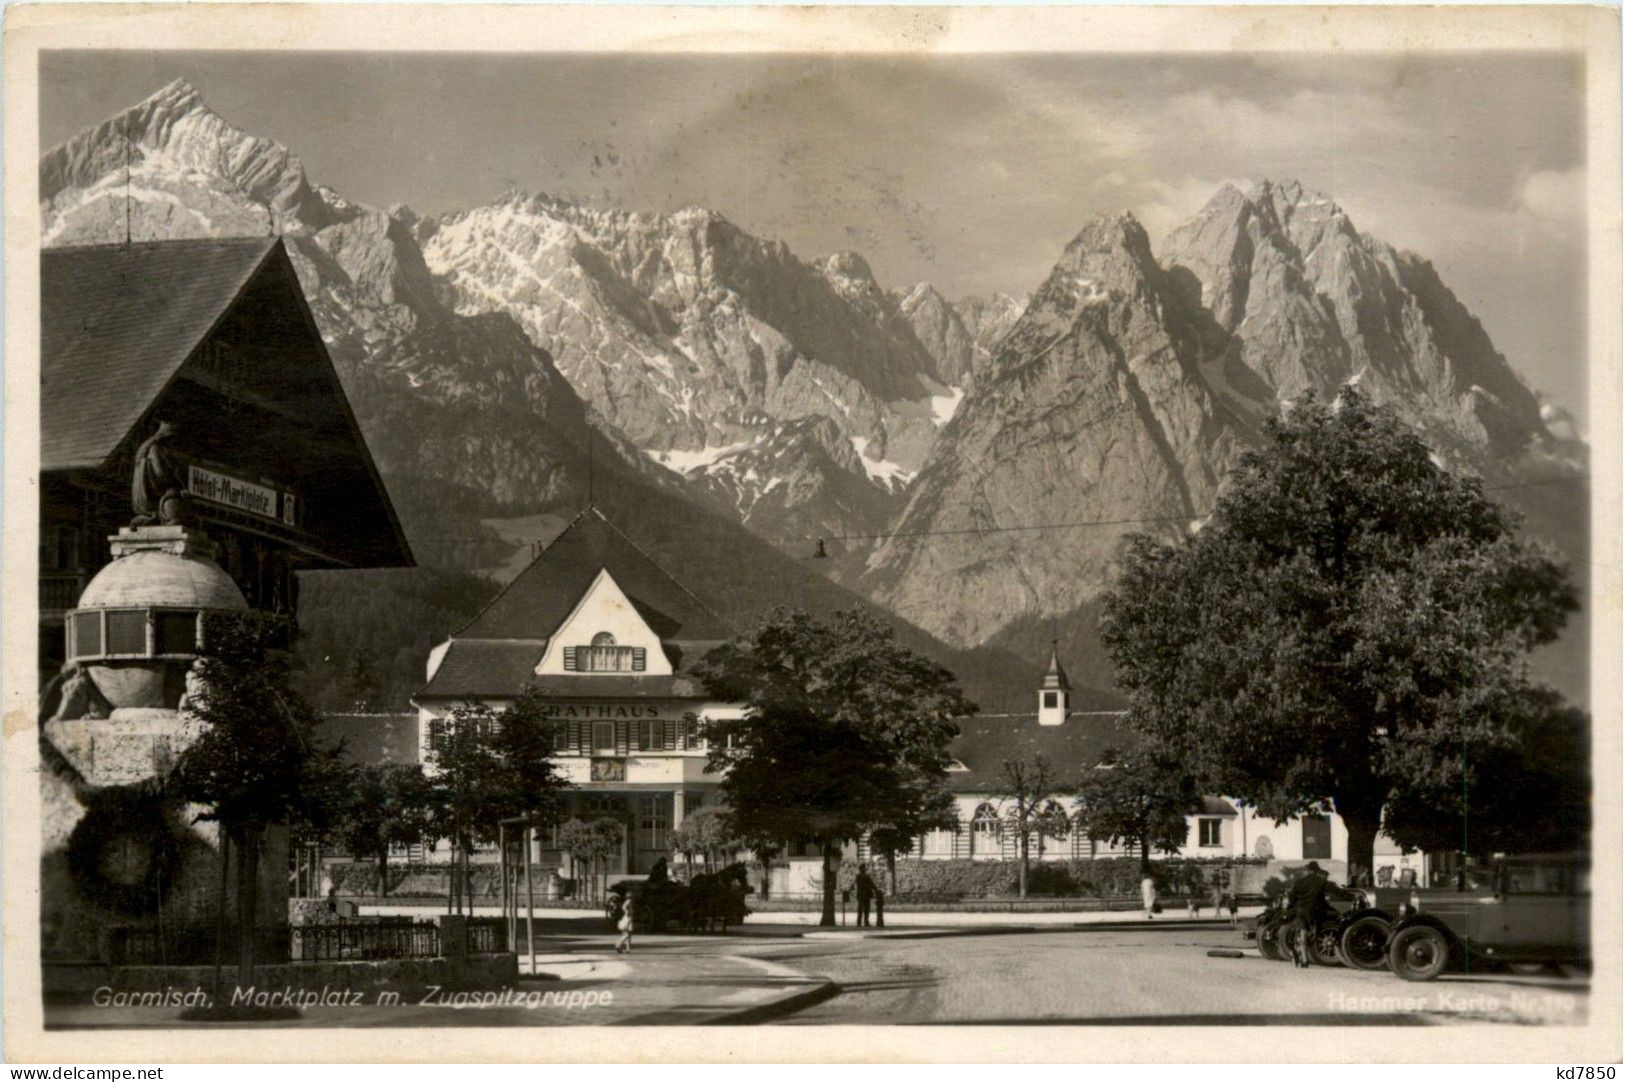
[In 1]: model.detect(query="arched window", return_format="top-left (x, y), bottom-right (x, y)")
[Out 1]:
top-left (568, 631), bottom-right (647, 672)
top-left (970, 803), bottom-right (1001, 857)
top-left (1034, 800), bottom-right (1069, 857)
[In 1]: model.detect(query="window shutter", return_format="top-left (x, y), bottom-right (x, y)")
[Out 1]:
top-left (663, 720), bottom-right (677, 751)
top-left (563, 646), bottom-right (578, 671)
top-left (632, 647), bottom-right (646, 671)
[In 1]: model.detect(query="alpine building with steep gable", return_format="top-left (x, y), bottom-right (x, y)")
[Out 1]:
top-left (413, 507), bottom-right (741, 876)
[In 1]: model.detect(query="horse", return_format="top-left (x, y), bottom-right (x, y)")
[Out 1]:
top-left (685, 863), bottom-right (751, 933)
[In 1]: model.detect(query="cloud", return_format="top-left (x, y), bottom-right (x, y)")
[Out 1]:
top-left (1519, 167), bottom-right (1586, 232)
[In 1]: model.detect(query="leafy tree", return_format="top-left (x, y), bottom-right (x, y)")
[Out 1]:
top-left (1381, 682), bottom-right (1590, 856)
top-left (996, 755), bottom-right (1071, 898)
top-left (698, 608), bottom-right (972, 926)
top-left (1101, 390), bottom-right (1581, 882)
top-left (172, 611), bottom-right (347, 985)
top-left (558, 817), bottom-right (625, 900)
top-left (333, 764), bottom-right (435, 901)
top-left (1074, 747), bottom-right (1202, 874)
top-left (424, 686), bottom-right (569, 913)
top-left (670, 805), bottom-right (741, 871)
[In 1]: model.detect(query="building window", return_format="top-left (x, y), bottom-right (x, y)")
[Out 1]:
top-left (565, 632), bottom-right (648, 673)
top-left (1302, 814), bottom-right (1332, 860)
top-left (638, 794), bottom-right (671, 851)
top-left (923, 829), bottom-right (952, 858)
top-left (1198, 818), bottom-right (1222, 848)
top-left (1043, 692), bottom-right (1058, 709)
top-left (592, 721), bottom-right (616, 754)
top-left (970, 803), bottom-right (1001, 856)
top-left (550, 724), bottom-right (569, 753)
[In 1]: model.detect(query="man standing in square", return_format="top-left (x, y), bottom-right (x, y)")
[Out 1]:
top-left (855, 864), bottom-right (876, 928)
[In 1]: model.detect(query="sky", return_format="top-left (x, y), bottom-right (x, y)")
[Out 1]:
top-left (41, 50), bottom-right (1589, 419)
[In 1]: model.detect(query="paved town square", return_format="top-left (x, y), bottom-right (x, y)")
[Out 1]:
top-left (47, 918), bottom-right (1589, 1029)
top-left (20, 17), bottom-right (1612, 1065)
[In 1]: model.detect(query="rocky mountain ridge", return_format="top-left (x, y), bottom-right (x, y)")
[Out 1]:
top-left (40, 80), bottom-right (1587, 705)
top-left (40, 79), bottom-right (1046, 710)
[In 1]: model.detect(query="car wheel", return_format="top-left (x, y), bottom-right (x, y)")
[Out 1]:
top-left (1308, 924), bottom-right (1344, 967)
top-left (1388, 925), bottom-right (1450, 981)
top-left (1339, 915), bottom-right (1392, 971)
top-left (1257, 918), bottom-right (1285, 961)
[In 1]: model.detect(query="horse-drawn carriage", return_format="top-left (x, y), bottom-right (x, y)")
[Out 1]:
top-left (605, 860), bottom-right (752, 934)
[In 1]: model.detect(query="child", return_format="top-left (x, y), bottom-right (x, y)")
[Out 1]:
top-left (615, 894), bottom-right (635, 955)
top-left (1226, 892), bottom-right (1240, 927)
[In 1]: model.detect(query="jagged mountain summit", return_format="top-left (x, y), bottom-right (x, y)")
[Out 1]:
top-left (863, 212), bottom-right (1250, 648)
top-left (418, 192), bottom-right (973, 528)
top-left (1159, 179), bottom-right (1579, 478)
top-left (40, 78), bottom-right (633, 533)
top-left (860, 182), bottom-right (1585, 699)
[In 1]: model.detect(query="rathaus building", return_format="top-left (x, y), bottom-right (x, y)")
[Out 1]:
top-left (413, 508), bottom-right (742, 876)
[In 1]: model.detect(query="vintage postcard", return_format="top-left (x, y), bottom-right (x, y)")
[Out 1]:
top-left (3, 3), bottom-right (1620, 1064)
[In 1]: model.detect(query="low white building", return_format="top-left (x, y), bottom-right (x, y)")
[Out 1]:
top-left (881, 646), bottom-right (1427, 887)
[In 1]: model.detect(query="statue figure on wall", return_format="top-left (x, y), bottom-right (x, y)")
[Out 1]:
top-left (130, 421), bottom-right (189, 527)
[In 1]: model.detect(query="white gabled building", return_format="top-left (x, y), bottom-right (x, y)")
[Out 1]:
top-left (898, 645), bottom-right (1428, 888)
top-left (413, 508), bottom-right (742, 876)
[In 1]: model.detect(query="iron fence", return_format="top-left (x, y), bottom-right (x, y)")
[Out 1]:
top-left (464, 917), bottom-right (508, 954)
top-left (289, 919), bottom-right (441, 961)
top-left (107, 923), bottom-right (292, 966)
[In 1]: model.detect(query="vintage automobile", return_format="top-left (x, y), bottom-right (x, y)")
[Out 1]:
top-left (1248, 882), bottom-right (1373, 966)
top-left (1385, 852), bottom-right (1590, 981)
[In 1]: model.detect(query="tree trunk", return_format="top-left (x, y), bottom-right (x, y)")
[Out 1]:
top-left (1343, 811), bottom-right (1380, 888)
top-left (212, 828), bottom-right (231, 1006)
top-left (1138, 831), bottom-right (1152, 877)
top-left (819, 841), bottom-right (837, 927)
top-left (234, 826), bottom-right (260, 987)
top-left (885, 850), bottom-right (897, 898)
top-left (1018, 820), bottom-right (1030, 899)
top-left (378, 848), bottom-right (389, 902)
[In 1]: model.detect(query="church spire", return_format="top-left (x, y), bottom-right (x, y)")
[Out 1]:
top-left (1038, 640), bottom-right (1071, 725)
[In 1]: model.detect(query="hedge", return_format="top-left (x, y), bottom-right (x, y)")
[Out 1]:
top-left (843, 857), bottom-right (1263, 899)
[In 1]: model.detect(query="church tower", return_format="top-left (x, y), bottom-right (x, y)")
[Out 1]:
top-left (1037, 641), bottom-right (1071, 726)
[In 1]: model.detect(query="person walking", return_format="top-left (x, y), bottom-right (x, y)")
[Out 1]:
top-left (874, 883), bottom-right (886, 929)
top-left (615, 893), bottom-right (635, 955)
top-left (1140, 870), bottom-right (1157, 920)
top-left (855, 864), bottom-right (876, 928)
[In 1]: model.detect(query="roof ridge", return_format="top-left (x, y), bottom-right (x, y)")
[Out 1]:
top-left (42, 235), bottom-right (278, 255)
top-left (587, 508), bottom-right (735, 635)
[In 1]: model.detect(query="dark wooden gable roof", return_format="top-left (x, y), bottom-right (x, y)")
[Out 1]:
top-left (457, 508), bottom-right (732, 643)
top-left (42, 237), bottom-right (277, 471)
top-left (41, 237), bottom-right (412, 569)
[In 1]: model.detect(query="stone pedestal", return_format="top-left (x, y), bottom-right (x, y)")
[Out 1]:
top-left (39, 524), bottom-right (285, 963)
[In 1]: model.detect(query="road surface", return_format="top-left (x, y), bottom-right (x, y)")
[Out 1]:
top-left (735, 926), bottom-right (1591, 1026)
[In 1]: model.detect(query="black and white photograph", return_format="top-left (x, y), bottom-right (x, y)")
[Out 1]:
top-left (4, 3), bottom-right (1619, 1064)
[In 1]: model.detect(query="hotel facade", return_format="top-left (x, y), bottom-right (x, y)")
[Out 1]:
top-left (413, 508), bottom-right (740, 876)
